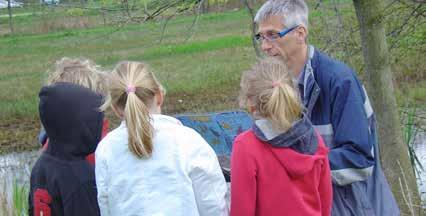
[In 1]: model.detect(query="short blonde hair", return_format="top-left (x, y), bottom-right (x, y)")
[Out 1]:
top-left (239, 58), bottom-right (302, 131)
top-left (101, 61), bottom-right (164, 158)
top-left (47, 57), bottom-right (107, 95)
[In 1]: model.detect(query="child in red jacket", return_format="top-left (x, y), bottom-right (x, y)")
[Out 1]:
top-left (231, 58), bottom-right (332, 216)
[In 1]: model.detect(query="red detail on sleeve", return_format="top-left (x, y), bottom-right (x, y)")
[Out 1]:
top-left (41, 119), bottom-right (110, 165)
top-left (34, 188), bottom-right (52, 216)
top-left (85, 153), bottom-right (95, 165)
top-left (42, 140), bottom-right (49, 151)
top-left (86, 118), bottom-right (109, 165)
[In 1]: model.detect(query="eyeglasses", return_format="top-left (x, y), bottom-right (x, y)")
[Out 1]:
top-left (255, 25), bottom-right (299, 42)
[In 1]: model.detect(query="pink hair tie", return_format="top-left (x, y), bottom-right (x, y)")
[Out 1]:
top-left (272, 81), bottom-right (280, 88)
top-left (126, 85), bottom-right (136, 94)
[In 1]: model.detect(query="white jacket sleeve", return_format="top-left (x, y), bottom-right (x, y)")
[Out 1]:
top-left (188, 132), bottom-right (229, 216)
top-left (95, 145), bottom-right (110, 216)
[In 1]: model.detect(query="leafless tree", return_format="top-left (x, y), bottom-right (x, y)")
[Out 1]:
top-left (241, 0), bottom-right (261, 57)
top-left (7, 0), bottom-right (14, 34)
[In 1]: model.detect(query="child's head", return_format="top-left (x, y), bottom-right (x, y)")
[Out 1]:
top-left (239, 58), bottom-right (302, 131)
top-left (39, 82), bottom-right (105, 158)
top-left (101, 61), bottom-right (165, 158)
top-left (47, 57), bottom-right (107, 96)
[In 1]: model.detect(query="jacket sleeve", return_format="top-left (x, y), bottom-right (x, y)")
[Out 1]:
top-left (230, 138), bottom-right (257, 216)
top-left (63, 182), bottom-right (100, 216)
top-left (329, 77), bottom-right (375, 186)
top-left (95, 146), bottom-right (110, 216)
top-left (188, 132), bottom-right (229, 216)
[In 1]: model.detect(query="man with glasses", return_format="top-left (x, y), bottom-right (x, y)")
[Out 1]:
top-left (253, 0), bottom-right (399, 215)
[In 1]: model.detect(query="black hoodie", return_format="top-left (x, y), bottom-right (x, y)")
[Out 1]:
top-left (29, 82), bottom-right (103, 216)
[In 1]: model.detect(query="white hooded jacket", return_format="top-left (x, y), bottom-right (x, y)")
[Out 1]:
top-left (95, 114), bottom-right (229, 216)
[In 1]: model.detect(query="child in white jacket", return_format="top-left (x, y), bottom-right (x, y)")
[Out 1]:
top-left (95, 61), bottom-right (229, 216)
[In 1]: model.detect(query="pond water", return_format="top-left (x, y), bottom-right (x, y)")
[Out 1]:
top-left (414, 130), bottom-right (426, 205)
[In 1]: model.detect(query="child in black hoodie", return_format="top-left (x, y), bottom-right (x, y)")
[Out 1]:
top-left (37, 58), bottom-right (109, 165)
top-left (28, 82), bottom-right (103, 216)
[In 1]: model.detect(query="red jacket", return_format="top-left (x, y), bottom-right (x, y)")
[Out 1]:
top-left (230, 129), bottom-right (332, 216)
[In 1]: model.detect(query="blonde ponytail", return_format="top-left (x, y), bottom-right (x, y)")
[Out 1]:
top-left (125, 91), bottom-right (153, 157)
top-left (102, 61), bottom-right (164, 158)
top-left (239, 58), bottom-right (302, 132)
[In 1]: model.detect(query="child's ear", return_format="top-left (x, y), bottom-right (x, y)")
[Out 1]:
top-left (245, 99), bottom-right (256, 114)
top-left (156, 91), bottom-right (164, 107)
top-left (247, 105), bottom-right (256, 114)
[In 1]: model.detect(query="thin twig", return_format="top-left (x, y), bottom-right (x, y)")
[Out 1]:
top-left (159, 14), bottom-right (176, 43)
top-left (185, 0), bottom-right (205, 43)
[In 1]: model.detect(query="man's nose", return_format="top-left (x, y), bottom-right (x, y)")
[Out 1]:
top-left (261, 40), bottom-right (273, 52)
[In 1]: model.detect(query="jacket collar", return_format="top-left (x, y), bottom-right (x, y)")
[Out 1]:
top-left (252, 115), bottom-right (318, 155)
top-left (299, 46), bottom-right (321, 118)
top-left (120, 114), bottom-right (183, 129)
top-left (152, 114), bottom-right (183, 126)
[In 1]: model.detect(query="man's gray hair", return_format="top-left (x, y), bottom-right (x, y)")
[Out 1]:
top-left (254, 0), bottom-right (309, 29)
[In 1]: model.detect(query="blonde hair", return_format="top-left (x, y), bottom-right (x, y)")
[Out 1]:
top-left (101, 61), bottom-right (164, 158)
top-left (47, 57), bottom-right (107, 95)
top-left (239, 58), bottom-right (302, 131)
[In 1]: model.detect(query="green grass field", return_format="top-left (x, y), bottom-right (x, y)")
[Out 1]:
top-left (0, 2), bottom-right (424, 153)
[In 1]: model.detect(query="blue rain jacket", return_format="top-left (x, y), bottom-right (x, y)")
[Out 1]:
top-left (301, 46), bottom-right (399, 216)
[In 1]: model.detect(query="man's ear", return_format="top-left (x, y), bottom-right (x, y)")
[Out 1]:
top-left (295, 25), bottom-right (308, 44)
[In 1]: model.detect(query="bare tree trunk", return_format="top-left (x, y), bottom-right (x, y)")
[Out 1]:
top-left (353, 0), bottom-right (421, 214)
top-left (241, 0), bottom-right (261, 57)
top-left (101, 9), bottom-right (107, 26)
top-left (206, 0), bottom-right (210, 13)
top-left (7, 0), bottom-right (13, 34)
top-left (201, 0), bottom-right (209, 13)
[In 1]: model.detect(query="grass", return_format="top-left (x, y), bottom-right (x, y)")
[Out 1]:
top-left (0, 8), bottom-right (256, 153)
top-left (400, 105), bottom-right (426, 211)
top-left (0, 180), bottom-right (29, 216)
top-left (0, 1), bottom-right (424, 153)
top-left (396, 81), bottom-right (426, 106)
top-left (403, 106), bottom-right (423, 176)
top-left (12, 180), bottom-right (29, 216)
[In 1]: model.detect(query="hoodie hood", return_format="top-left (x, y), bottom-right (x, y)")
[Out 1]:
top-left (252, 115), bottom-right (328, 177)
top-left (253, 115), bottom-right (318, 154)
top-left (39, 82), bottom-right (104, 160)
